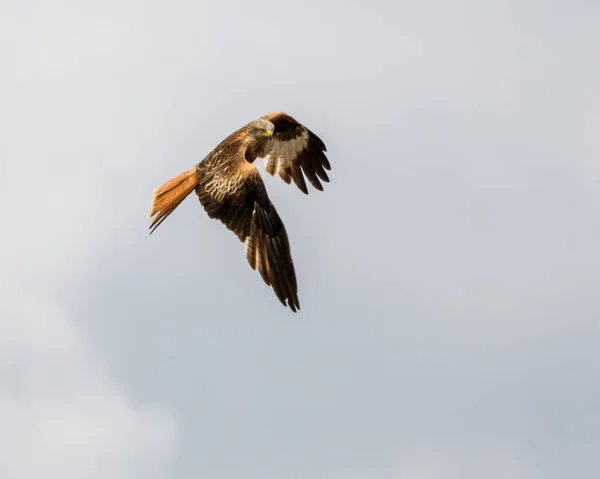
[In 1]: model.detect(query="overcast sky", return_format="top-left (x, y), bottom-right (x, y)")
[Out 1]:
top-left (1, 1), bottom-right (599, 478)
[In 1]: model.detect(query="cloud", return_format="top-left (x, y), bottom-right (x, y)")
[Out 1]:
top-left (0, 6), bottom-right (179, 476)
top-left (0, 295), bottom-right (177, 479)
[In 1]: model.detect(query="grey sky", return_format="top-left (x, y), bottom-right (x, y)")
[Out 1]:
top-left (1, 1), bottom-right (599, 478)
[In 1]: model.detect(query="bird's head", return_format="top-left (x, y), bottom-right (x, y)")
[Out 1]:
top-left (248, 118), bottom-right (274, 139)
top-left (244, 118), bottom-right (275, 159)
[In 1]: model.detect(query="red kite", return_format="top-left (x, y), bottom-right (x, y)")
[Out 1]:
top-left (148, 112), bottom-right (331, 312)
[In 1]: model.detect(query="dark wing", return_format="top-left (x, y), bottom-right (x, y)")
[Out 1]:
top-left (195, 157), bottom-right (300, 312)
top-left (260, 112), bottom-right (331, 194)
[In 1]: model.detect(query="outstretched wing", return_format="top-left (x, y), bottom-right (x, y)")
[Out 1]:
top-left (195, 157), bottom-right (300, 312)
top-left (260, 112), bottom-right (331, 194)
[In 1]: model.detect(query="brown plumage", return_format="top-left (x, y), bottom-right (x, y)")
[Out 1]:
top-left (148, 112), bottom-right (331, 312)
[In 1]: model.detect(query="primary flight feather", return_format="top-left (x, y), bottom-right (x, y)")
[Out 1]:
top-left (147, 112), bottom-right (331, 312)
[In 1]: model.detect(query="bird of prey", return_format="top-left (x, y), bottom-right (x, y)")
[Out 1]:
top-left (148, 112), bottom-right (331, 312)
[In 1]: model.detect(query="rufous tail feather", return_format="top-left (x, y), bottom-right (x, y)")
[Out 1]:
top-left (148, 166), bottom-right (201, 234)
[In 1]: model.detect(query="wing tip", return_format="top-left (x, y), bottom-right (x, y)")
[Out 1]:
top-left (288, 298), bottom-right (301, 313)
top-left (311, 181), bottom-right (324, 191)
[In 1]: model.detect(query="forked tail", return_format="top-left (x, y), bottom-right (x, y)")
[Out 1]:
top-left (148, 166), bottom-right (202, 234)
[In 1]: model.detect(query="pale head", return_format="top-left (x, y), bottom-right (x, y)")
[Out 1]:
top-left (248, 118), bottom-right (274, 138)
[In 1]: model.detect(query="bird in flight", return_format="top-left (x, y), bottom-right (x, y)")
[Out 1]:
top-left (148, 112), bottom-right (331, 312)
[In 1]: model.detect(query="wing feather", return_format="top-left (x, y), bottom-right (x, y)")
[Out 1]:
top-left (260, 112), bottom-right (331, 194)
top-left (195, 156), bottom-right (300, 312)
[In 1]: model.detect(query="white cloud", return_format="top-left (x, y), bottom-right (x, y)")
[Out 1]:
top-left (0, 295), bottom-right (177, 479)
top-left (0, 6), bottom-right (179, 476)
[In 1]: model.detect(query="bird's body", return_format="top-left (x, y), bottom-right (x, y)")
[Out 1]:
top-left (148, 112), bottom-right (331, 312)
